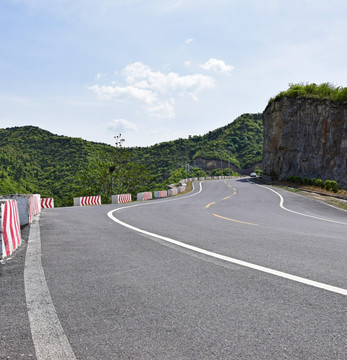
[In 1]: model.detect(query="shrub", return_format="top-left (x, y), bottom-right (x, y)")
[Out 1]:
top-left (294, 176), bottom-right (303, 184)
top-left (303, 177), bottom-right (309, 185)
top-left (269, 82), bottom-right (347, 104)
top-left (287, 176), bottom-right (295, 183)
top-left (311, 178), bottom-right (317, 186)
top-left (324, 180), bottom-right (332, 191)
top-left (315, 179), bottom-right (324, 188)
top-left (330, 181), bottom-right (338, 193)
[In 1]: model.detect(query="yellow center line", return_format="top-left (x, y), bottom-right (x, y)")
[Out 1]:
top-left (213, 213), bottom-right (258, 226)
top-left (223, 196), bottom-right (231, 200)
top-left (205, 202), bottom-right (216, 208)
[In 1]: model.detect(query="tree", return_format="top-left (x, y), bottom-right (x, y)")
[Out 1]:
top-left (78, 134), bottom-right (152, 203)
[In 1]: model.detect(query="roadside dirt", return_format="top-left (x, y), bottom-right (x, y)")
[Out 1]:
top-left (264, 180), bottom-right (347, 211)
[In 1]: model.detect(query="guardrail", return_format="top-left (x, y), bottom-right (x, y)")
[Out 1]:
top-left (74, 196), bottom-right (101, 206)
top-left (154, 191), bottom-right (167, 198)
top-left (41, 198), bottom-right (54, 209)
top-left (137, 192), bottom-right (153, 201)
top-left (112, 194), bottom-right (132, 204)
top-left (0, 199), bottom-right (22, 259)
top-left (0, 194), bottom-right (41, 226)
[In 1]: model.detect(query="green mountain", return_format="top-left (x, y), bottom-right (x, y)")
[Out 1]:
top-left (0, 113), bottom-right (262, 206)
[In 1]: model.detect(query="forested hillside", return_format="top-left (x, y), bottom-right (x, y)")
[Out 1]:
top-left (0, 126), bottom-right (106, 206)
top-left (0, 113), bottom-right (262, 206)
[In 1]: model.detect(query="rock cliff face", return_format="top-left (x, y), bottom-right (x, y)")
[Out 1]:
top-left (193, 157), bottom-right (239, 172)
top-left (192, 157), bottom-right (261, 175)
top-left (262, 98), bottom-right (347, 188)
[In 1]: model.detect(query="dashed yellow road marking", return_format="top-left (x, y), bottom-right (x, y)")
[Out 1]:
top-left (223, 196), bottom-right (231, 200)
top-left (213, 213), bottom-right (258, 226)
top-left (205, 202), bottom-right (216, 208)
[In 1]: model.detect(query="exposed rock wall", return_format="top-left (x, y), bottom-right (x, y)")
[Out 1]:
top-left (262, 98), bottom-right (347, 188)
top-left (192, 157), bottom-right (261, 175)
top-left (193, 157), bottom-right (239, 172)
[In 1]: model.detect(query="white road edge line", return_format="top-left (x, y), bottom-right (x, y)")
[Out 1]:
top-left (24, 216), bottom-right (77, 360)
top-left (107, 181), bottom-right (347, 296)
top-left (252, 181), bottom-right (347, 226)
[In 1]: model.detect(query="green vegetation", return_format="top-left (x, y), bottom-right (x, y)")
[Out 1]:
top-left (78, 135), bottom-right (153, 204)
top-left (0, 126), bottom-right (106, 206)
top-left (0, 113), bottom-right (262, 206)
top-left (286, 176), bottom-right (339, 193)
top-left (269, 83), bottom-right (347, 104)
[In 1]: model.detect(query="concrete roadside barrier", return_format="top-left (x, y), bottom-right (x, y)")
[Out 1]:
top-left (154, 190), bottom-right (167, 198)
top-left (0, 194), bottom-right (41, 226)
top-left (74, 196), bottom-right (101, 206)
top-left (0, 199), bottom-right (22, 259)
top-left (41, 198), bottom-right (54, 209)
top-left (168, 188), bottom-right (178, 197)
top-left (112, 194), bottom-right (132, 204)
top-left (29, 194), bottom-right (41, 223)
top-left (137, 192), bottom-right (153, 201)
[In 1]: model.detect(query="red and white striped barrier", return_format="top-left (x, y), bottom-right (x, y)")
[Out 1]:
top-left (74, 196), bottom-right (101, 206)
top-left (0, 194), bottom-right (41, 226)
top-left (41, 198), bottom-right (54, 208)
top-left (177, 185), bottom-right (187, 193)
top-left (1, 200), bottom-right (22, 259)
top-left (154, 190), bottom-right (167, 198)
top-left (137, 192), bottom-right (153, 201)
top-left (168, 188), bottom-right (178, 197)
top-left (29, 194), bottom-right (41, 223)
top-left (112, 194), bottom-right (132, 204)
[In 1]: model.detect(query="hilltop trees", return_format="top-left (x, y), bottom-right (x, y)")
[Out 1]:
top-left (269, 83), bottom-right (347, 104)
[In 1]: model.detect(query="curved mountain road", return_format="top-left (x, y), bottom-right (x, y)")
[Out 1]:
top-left (4, 178), bottom-right (346, 359)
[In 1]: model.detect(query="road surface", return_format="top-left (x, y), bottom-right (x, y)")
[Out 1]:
top-left (1, 179), bottom-right (346, 359)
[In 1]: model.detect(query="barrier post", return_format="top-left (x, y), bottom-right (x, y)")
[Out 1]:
top-left (0, 200), bottom-right (22, 259)
top-left (0, 194), bottom-right (41, 226)
top-left (112, 194), bottom-right (132, 204)
top-left (137, 192), bottom-right (153, 201)
top-left (41, 198), bottom-right (54, 208)
top-left (73, 196), bottom-right (101, 206)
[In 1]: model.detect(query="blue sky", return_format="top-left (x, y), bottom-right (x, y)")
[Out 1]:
top-left (1, 0), bottom-right (346, 147)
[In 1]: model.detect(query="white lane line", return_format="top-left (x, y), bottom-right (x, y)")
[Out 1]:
top-left (24, 216), bottom-right (76, 360)
top-left (252, 181), bottom-right (347, 226)
top-left (107, 187), bottom-right (347, 297)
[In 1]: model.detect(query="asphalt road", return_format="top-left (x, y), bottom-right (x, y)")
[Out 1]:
top-left (1, 178), bottom-right (346, 359)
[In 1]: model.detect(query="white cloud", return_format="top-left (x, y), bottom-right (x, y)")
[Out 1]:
top-left (184, 61), bottom-right (192, 67)
top-left (147, 99), bottom-right (175, 119)
top-left (89, 61), bottom-right (215, 119)
top-left (108, 118), bottom-right (138, 132)
top-left (88, 84), bottom-right (157, 104)
top-left (200, 58), bottom-right (234, 75)
top-left (186, 38), bottom-right (193, 44)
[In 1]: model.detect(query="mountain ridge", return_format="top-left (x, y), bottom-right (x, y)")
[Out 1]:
top-left (0, 113), bottom-right (263, 206)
